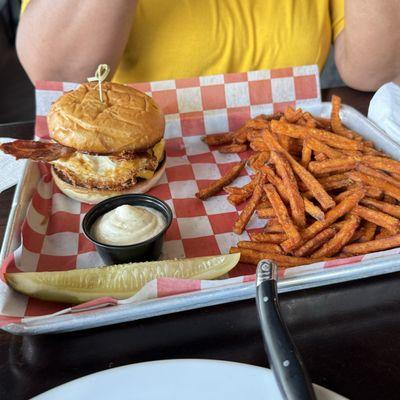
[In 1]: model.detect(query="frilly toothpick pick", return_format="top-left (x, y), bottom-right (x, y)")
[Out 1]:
top-left (87, 64), bottom-right (110, 102)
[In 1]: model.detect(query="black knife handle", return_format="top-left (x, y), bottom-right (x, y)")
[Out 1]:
top-left (256, 260), bottom-right (316, 400)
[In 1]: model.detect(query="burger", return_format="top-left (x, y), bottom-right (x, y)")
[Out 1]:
top-left (0, 82), bottom-right (166, 203)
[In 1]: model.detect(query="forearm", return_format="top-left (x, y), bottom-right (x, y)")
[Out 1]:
top-left (16, 0), bottom-right (137, 83)
top-left (335, 1), bottom-right (400, 91)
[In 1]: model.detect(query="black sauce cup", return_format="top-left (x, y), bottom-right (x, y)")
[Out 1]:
top-left (82, 194), bottom-right (172, 265)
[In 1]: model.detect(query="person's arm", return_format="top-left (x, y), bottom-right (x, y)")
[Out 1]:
top-left (16, 0), bottom-right (137, 83)
top-left (334, 1), bottom-right (400, 91)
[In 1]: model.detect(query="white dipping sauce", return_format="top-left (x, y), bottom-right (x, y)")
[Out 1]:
top-left (91, 204), bottom-right (166, 246)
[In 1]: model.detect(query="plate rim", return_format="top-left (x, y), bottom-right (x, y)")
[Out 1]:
top-left (32, 358), bottom-right (347, 400)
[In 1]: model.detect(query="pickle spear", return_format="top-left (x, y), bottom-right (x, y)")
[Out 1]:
top-left (5, 254), bottom-right (240, 304)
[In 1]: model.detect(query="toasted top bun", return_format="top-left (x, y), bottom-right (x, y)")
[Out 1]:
top-left (48, 82), bottom-right (164, 154)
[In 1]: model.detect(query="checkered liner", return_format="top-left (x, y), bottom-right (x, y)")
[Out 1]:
top-left (3, 64), bottom-right (395, 326)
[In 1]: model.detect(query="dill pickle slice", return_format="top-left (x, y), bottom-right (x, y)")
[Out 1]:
top-left (5, 253), bottom-right (240, 304)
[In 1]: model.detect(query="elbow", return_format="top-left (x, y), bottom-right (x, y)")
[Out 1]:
top-left (335, 55), bottom-right (398, 92)
top-left (337, 65), bottom-right (384, 92)
top-left (16, 28), bottom-right (96, 83)
top-left (15, 28), bottom-right (57, 83)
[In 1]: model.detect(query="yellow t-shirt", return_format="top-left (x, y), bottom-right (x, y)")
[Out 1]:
top-left (21, 0), bottom-right (344, 84)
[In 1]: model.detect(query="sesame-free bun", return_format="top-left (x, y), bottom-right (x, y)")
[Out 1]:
top-left (51, 157), bottom-right (166, 204)
top-left (48, 82), bottom-right (165, 154)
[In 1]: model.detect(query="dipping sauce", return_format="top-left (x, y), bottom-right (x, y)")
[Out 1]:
top-left (91, 204), bottom-right (166, 246)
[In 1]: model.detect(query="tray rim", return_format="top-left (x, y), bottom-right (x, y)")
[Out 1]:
top-left (2, 101), bottom-right (400, 335)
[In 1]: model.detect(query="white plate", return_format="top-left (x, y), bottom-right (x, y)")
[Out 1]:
top-left (33, 359), bottom-right (347, 400)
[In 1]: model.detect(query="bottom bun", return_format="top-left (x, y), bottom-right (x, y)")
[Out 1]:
top-left (51, 157), bottom-right (166, 204)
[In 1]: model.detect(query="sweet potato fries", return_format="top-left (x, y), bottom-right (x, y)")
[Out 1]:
top-left (195, 98), bottom-right (400, 267)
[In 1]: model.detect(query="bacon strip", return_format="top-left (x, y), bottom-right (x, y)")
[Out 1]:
top-left (0, 140), bottom-right (75, 162)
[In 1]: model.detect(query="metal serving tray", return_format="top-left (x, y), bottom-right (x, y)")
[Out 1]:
top-left (2, 102), bottom-right (400, 335)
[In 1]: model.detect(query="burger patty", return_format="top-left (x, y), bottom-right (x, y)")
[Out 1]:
top-left (51, 140), bottom-right (165, 190)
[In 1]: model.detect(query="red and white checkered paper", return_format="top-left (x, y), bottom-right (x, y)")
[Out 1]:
top-left (3, 64), bottom-right (395, 327)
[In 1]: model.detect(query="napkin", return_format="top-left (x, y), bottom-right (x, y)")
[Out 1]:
top-left (0, 138), bottom-right (25, 193)
top-left (368, 82), bottom-right (400, 143)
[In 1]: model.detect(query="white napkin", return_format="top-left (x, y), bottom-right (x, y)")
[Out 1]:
top-left (368, 82), bottom-right (400, 144)
top-left (0, 138), bottom-right (25, 193)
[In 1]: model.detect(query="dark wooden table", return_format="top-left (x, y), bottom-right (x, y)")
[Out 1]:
top-left (2, 87), bottom-right (400, 400)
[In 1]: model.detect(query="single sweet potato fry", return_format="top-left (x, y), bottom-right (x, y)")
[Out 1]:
top-left (318, 173), bottom-right (349, 184)
top-left (311, 215), bottom-right (360, 258)
top-left (362, 156), bottom-right (400, 175)
top-left (218, 144), bottom-right (248, 153)
top-left (233, 179), bottom-right (264, 234)
top-left (224, 187), bottom-right (247, 195)
top-left (256, 207), bottom-right (275, 219)
top-left (302, 178), bottom-right (354, 200)
top-left (249, 232), bottom-right (287, 243)
top-left (229, 247), bottom-right (322, 267)
top-left (321, 178), bottom-right (353, 191)
top-left (308, 158), bottom-right (357, 175)
top-left (237, 241), bottom-right (283, 254)
top-left (357, 164), bottom-right (400, 189)
top-left (305, 137), bottom-right (345, 159)
top-left (333, 185), bottom-right (383, 202)
top-left (294, 227), bottom-right (336, 257)
top-left (352, 205), bottom-right (400, 234)
top-left (271, 151), bottom-right (306, 228)
top-left (224, 178), bottom-right (256, 197)
top-left (227, 193), bottom-right (248, 205)
top-left (342, 234), bottom-right (400, 255)
top-left (330, 95), bottom-right (357, 139)
top-left (341, 149), bottom-right (363, 157)
top-left (360, 198), bottom-right (400, 219)
top-left (264, 184), bottom-right (302, 244)
top-left (301, 140), bottom-right (312, 168)
top-left (347, 171), bottom-right (400, 200)
top-left (333, 189), bottom-right (358, 203)
top-left (196, 161), bottom-right (245, 200)
top-left (202, 132), bottom-right (233, 146)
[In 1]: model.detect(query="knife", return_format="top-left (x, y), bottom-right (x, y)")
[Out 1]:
top-left (256, 260), bottom-right (317, 400)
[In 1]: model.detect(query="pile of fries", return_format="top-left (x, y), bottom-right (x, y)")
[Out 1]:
top-left (196, 95), bottom-right (400, 268)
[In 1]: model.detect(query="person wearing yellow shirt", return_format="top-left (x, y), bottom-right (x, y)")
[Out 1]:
top-left (16, 0), bottom-right (400, 91)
